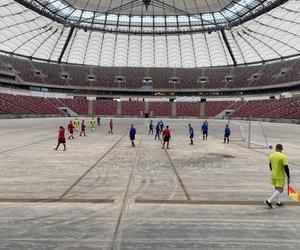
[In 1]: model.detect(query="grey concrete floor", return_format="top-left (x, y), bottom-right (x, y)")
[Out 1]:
top-left (0, 117), bottom-right (299, 249)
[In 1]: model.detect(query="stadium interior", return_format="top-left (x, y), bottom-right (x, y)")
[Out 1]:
top-left (1, 0), bottom-right (300, 249)
top-left (0, 0), bottom-right (300, 121)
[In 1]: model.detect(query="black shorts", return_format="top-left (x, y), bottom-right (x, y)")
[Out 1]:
top-left (202, 132), bottom-right (208, 135)
top-left (130, 135), bottom-right (135, 140)
top-left (69, 131), bottom-right (73, 134)
top-left (163, 136), bottom-right (170, 142)
top-left (58, 139), bottom-right (66, 143)
top-left (224, 133), bottom-right (230, 138)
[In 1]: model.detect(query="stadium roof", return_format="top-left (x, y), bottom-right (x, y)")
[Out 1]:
top-left (60, 0), bottom-right (231, 14)
top-left (14, 0), bottom-right (287, 33)
top-left (1, 0), bottom-right (300, 67)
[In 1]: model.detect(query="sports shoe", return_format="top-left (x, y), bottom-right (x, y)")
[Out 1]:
top-left (264, 200), bottom-right (273, 208)
top-left (276, 202), bottom-right (284, 207)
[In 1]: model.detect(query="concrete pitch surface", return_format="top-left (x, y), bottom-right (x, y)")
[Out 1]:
top-left (0, 117), bottom-right (299, 249)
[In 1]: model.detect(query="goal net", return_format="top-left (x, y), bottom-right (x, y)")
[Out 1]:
top-left (228, 120), bottom-right (270, 149)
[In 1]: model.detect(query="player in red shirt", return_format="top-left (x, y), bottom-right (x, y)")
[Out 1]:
top-left (80, 120), bottom-right (86, 136)
top-left (108, 119), bottom-right (113, 134)
top-left (55, 126), bottom-right (66, 151)
top-left (162, 125), bottom-right (171, 149)
top-left (67, 120), bottom-right (75, 139)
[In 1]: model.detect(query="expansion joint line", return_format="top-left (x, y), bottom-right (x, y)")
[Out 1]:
top-left (107, 136), bottom-right (143, 250)
top-left (58, 132), bottom-right (128, 199)
top-left (159, 138), bottom-right (191, 200)
top-left (0, 136), bottom-right (56, 154)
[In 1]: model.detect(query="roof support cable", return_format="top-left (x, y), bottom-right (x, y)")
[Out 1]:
top-left (159, 0), bottom-right (168, 67)
top-left (126, 4), bottom-right (134, 67)
top-left (254, 19), bottom-right (300, 40)
top-left (204, 33), bottom-right (213, 67)
top-left (0, 1), bottom-right (16, 8)
top-left (83, 30), bottom-right (92, 64)
top-left (152, 0), bottom-right (191, 15)
top-left (108, 0), bottom-right (143, 14)
top-left (58, 26), bottom-right (74, 63)
top-left (31, 27), bottom-right (59, 59)
top-left (217, 30), bottom-right (231, 66)
top-left (165, 35), bottom-right (169, 67)
top-left (279, 5), bottom-right (300, 14)
top-left (11, 27), bottom-right (54, 54)
top-left (0, 23), bottom-right (52, 44)
top-left (0, 9), bottom-right (31, 18)
top-left (241, 30), bottom-right (282, 59)
top-left (49, 27), bottom-right (66, 61)
top-left (152, 33), bottom-right (156, 67)
top-left (221, 29), bottom-right (237, 66)
top-left (266, 12), bottom-right (300, 26)
top-left (190, 33), bottom-right (197, 67)
top-left (0, 15), bottom-right (44, 32)
top-left (97, 32), bottom-right (105, 66)
top-left (229, 0), bottom-right (289, 28)
top-left (112, 32), bottom-right (118, 67)
top-left (235, 30), bottom-right (264, 62)
top-left (242, 25), bottom-right (300, 53)
top-left (178, 34), bottom-right (183, 68)
top-left (106, 0), bottom-right (140, 14)
top-left (112, 10), bottom-right (121, 66)
top-left (230, 30), bottom-right (247, 64)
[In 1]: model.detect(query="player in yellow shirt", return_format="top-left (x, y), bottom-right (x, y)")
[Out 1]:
top-left (74, 117), bottom-right (79, 130)
top-left (90, 117), bottom-right (96, 132)
top-left (264, 144), bottom-right (290, 208)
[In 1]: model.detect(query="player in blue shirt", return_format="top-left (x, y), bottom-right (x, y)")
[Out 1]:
top-left (188, 124), bottom-right (194, 145)
top-left (224, 124), bottom-right (231, 143)
top-left (201, 122), bottom-right (208, 140)
top-left (129, 124), bottom-right (136, 147)
top-left (149, 120), bottom-right (154, 134)
top-left (159, 120), bottom-right (165, 134)
top-left (154, 122), bottom-right (160, 140)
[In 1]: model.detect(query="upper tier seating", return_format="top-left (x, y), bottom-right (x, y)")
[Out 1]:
top-left (2, 55), bottom-right (299, 90)
top-left (32, 62), bottom-right (66, 85)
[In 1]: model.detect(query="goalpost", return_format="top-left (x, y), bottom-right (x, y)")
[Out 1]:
top-left (228, 120), bottom-right (270, 149)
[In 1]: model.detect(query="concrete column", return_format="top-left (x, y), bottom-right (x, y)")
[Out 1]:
top-left (144, 101), bottom-right (149, 113)
top-left (172, 102), bottom-right (176, 117)
top-left (117, 101), bottom-right (122, 116)
top-left (88, 100), bottom-right (93, 116)
top-left (200, 102), bottom-right (205, 118)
